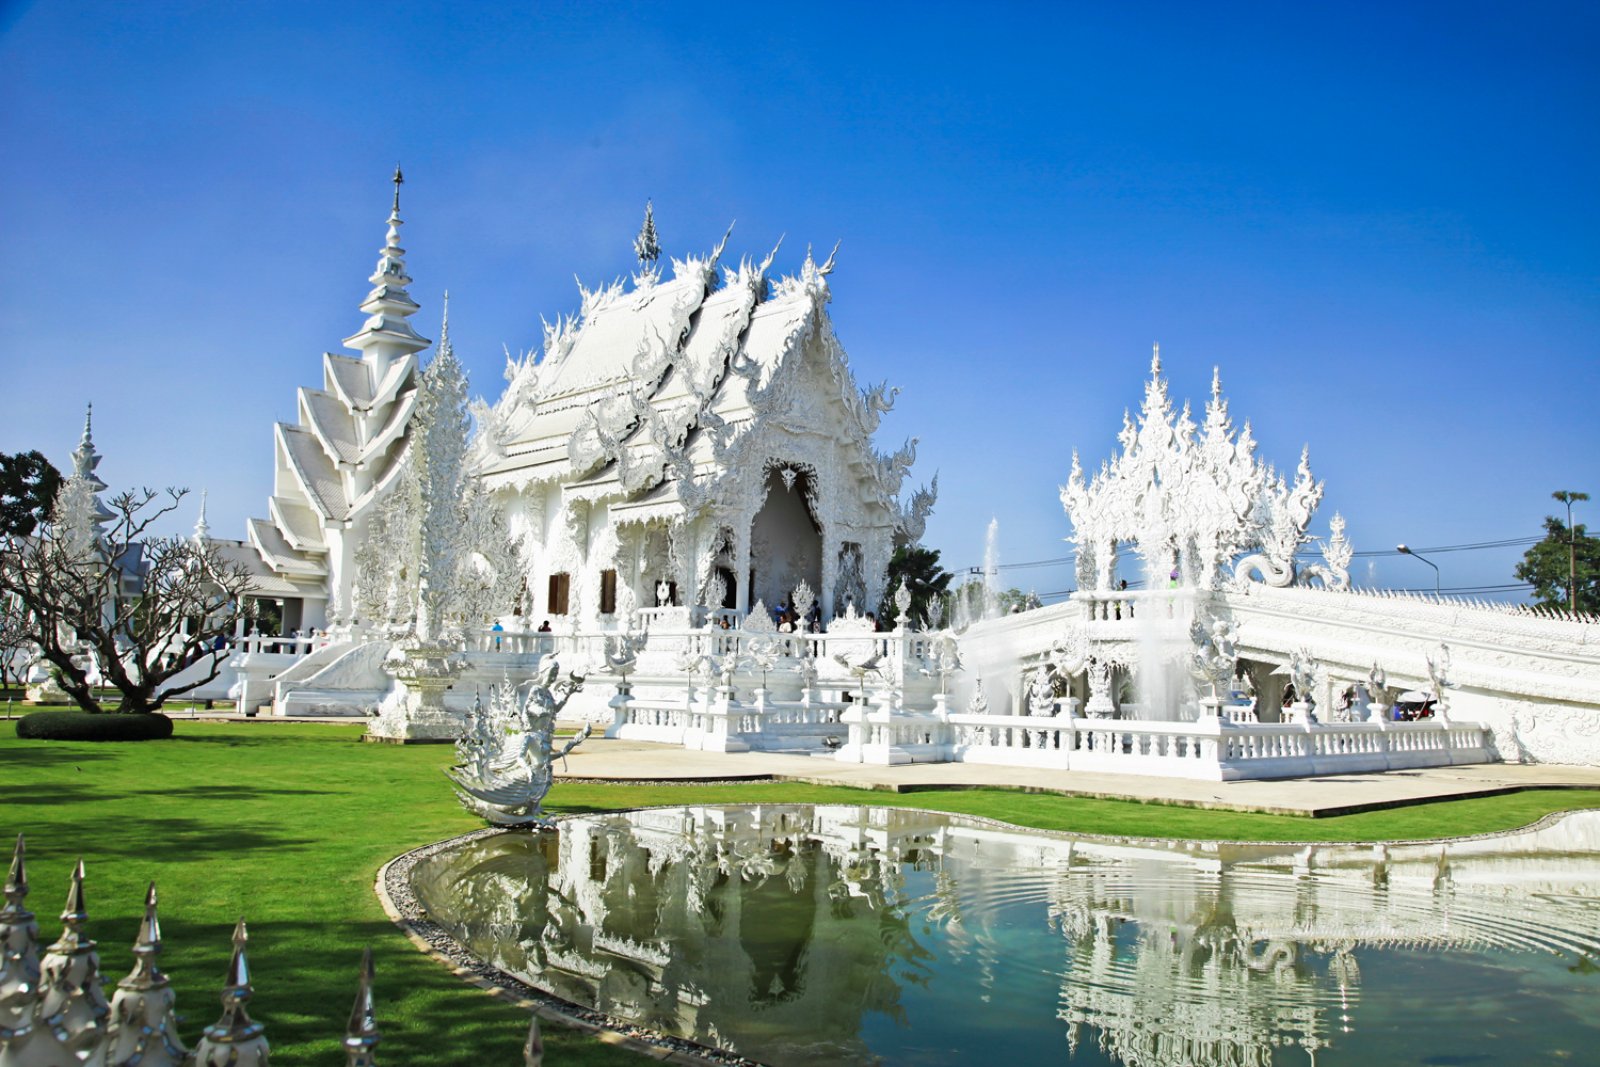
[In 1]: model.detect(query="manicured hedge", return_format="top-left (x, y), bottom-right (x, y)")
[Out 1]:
top-left (16, 711), bottom-right (174, 741)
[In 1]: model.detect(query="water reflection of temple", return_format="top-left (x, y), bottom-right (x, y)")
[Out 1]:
top-left (412, 807), bottom-right (1600, 1067)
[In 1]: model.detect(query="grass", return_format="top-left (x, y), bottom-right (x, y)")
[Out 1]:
top-left (2, 719), bottom-right (1597, 1065)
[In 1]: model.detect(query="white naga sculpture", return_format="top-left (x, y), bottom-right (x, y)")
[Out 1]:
top-left (448, 662), bottom-right (592, 827)
top-left (1061, 349), bottom-right (1351, 593)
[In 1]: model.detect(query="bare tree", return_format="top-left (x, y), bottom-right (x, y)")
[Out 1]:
top-left (0, 486), bottom-right (253, 713)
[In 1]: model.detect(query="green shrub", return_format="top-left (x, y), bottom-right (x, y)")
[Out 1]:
top-left (16, 711), bottom-right (174, 741)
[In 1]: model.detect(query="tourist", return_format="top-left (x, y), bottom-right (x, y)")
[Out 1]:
top-left (491, 620), bottom-right (504, 651)
top-left (537, 619), bottom-right (552, 633)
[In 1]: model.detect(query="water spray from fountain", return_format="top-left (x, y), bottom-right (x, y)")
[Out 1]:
top-left (1134, 534), bottom-right (1182, 721)
top-left (982, 518), bottom-right (1000, 621)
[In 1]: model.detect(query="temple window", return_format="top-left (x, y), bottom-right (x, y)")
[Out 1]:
top-left (547, 572), bottom-right (571, 615)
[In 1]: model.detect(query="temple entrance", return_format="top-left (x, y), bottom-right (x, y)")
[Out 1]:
top-left (749, 465), bottom-right (822, 613)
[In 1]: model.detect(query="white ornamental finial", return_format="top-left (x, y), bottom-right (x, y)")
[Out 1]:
top-left (194, 491), bottom-right (210, 542)
top-left (633, 200), bottom-right (661, 266)
top-left (439, 291), bottom-right (451, 356)
top-left (73, 402), bottom-right (102, 479)
top-left (343, 166), bottom-right (429, 356)
top-left (1151, 342), bottom-right (1161, 376)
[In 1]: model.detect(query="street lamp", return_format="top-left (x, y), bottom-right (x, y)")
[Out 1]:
top-left (1553, 490), bottom-right (1589, 614)
top-left (1396, 544), bottom-right (1440, 596)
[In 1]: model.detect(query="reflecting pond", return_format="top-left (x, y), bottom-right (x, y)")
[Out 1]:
top-left (410, 806), bottom-right (1600, 1066)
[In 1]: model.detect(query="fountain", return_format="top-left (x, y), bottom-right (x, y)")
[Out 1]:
top-left (981, 517), bottom-right (1001, 620)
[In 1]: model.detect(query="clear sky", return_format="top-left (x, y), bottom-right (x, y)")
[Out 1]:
top-left (2, 1), bottom-right (1596, 599)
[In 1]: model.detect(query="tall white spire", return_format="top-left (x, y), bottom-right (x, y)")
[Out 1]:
top-left (438, 290), bottom-right (451, 357)
top-left (63, 402), bottom-right (114, 537)
top-left (194, 490), bottom-right (210, 543)
top-left (342, 166), bottom-right (430, 362)
top-left (633, 200), bottom-right (661, 266)
top-left (72, 403), bottom-right (106, 489)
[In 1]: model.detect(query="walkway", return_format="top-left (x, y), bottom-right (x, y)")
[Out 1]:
top-left (552, 736), bottom-right (1600, 817)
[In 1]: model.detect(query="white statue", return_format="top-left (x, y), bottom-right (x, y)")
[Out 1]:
top-left (447, 660), bottom-right (591, 827)
top-left (1188, 616), bottom-right (1239, 705)
top-left (1284, 647), bottom-right (1318, 722)
top-left (1084, 657), bottom-right (1116, 718)
top-left (1027, 665), bottom-right (1057, 717)
top-left (967, 675), bottom-right (989, 716)
top-left (1426, 644), bottom-right (1455, 723)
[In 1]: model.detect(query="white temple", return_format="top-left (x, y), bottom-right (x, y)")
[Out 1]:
top-left (183, 173), bottom-right (1599, 770)
top-left (473, 221), bottom-right (933, 632)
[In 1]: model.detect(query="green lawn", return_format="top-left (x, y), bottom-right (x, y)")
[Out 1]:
top-left (2, 719), bottom-right (1597, 1065)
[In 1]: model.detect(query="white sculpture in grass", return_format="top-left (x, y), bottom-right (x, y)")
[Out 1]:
top-left (448, 661), bottom-right (592, 827)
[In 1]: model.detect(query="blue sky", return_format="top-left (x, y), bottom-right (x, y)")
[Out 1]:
top-left (2, 1), bottom-right (1596, 598)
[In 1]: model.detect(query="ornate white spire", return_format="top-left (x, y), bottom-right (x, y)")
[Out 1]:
top-left (193, 491), bottom-right (210, 543)
top-left (438, 290), bottom-right (451, 356)
top-left (633, 200), bottom-right (660, 266)
top-left (72, 404), bottom-right (105, 488)
top-left (342, 166), bottom-right (430, 358)
top-left (61, 401), bottom-right (114, 541)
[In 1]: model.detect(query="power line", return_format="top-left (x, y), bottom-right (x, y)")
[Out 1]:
top-left (1024, 580), bottom-right (1534, 604)
top-left (956, 533), bottom-right (1544, 575)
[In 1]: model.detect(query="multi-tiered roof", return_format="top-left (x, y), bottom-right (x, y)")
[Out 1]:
top-left (248, 170), bottom-right (428, 605)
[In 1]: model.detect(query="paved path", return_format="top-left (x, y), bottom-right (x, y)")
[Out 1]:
top-left (553, 736), bottom-right (1600, 817)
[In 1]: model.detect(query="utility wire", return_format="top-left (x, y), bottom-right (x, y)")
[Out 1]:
top-left (957, 533), bottom-right (1543, 575)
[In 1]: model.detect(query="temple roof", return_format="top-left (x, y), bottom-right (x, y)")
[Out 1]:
top-left (277, 425), bottom-right (350, 522)
top-left (478, 241), bottom-right (868, 504)
top-left (247, 519), bottom-right (328, 579)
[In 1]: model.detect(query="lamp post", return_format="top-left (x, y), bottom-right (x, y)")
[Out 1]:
top-left (1396, 544), bottom-right (1439, 596)
top-left (1553, 491), bottom-right (1589, 614)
